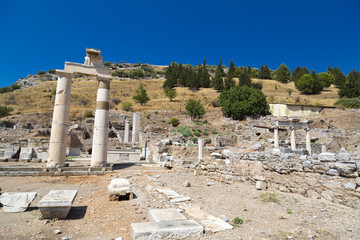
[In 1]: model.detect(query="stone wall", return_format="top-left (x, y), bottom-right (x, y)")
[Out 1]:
top-left (196, 149), bottom-right (360, 208)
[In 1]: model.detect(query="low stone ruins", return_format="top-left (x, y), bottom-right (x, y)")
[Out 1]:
top-left (108, 178), bottom-right (133, 201)
top-left (38, 190), bottom-right (77, 219)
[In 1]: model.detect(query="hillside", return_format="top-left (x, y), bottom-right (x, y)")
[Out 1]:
top-left (0, 76), bottom-right (339, 118)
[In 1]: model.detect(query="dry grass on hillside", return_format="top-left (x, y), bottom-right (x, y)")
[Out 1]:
top-left (0, 77), bottom-right (339, 117)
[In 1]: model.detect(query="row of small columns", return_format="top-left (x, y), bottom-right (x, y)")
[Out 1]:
top-left (273, 123), bottom-right (312, 154)
top-left (48, 71), bottom-right (140, 168)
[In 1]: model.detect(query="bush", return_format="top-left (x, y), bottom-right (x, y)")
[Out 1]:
top-left (192, 137), bottom-right (198, 143)
top-left (185, 98), bottom-right (206, 121)
top-left (48, 69), bottom-right (56, 74)
top-left (78, 97), bottom-right (91, 106)
top-left (193, 130), bottom-right (201, 137)
top-left (179, 126), bottom-right (192, 137)
top-left (203, 131), bottom-right (209, 136)
top-left (233, 217), bottom-right (243, 225)
top-left (103, 61), bottom-right (112, 68)
top-left (210, 99), bottom-right (220, 107)
top-left (334, 98), bottom-right (360, 108)
top-left (169, 117), bottom-right (180, 127)
top-left (0, 106), bottom-right (13, 118)
top-left (37, 70), bottom-right (46, 75)
top-left (295, 74), bottom-right (323, 94)
top-left (84, 110), bottom-right (94, 118)
top-left (122, 102), bottom-right (133, 111)
top-left (164, 88), bottom-right (177, 101)
top-left (219, 85), bottom-right (269, 120)
top-left (111, 98), bottom-right (122, 105)
top-left (211, 129), bottom-right (218, 134)
top-left (0, 87), bottom-right (11, 94)
top-left (205, 138), bottom-right (211, 144)
top-left (10, 84), bottom-right (21, 91)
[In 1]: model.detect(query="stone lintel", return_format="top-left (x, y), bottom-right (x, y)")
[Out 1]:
top-left (64, 62), bottom-right (112, 76)
top-left (86, 48), bottom-right (101, 56)
top-left (56, 69), bottom-right (74, 77)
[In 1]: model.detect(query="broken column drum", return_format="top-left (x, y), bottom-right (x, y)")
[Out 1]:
top-left (290, 126), bottom-right (296, 151)
top-left (305, 128), bottom-right (312, 155)
top-left (198, 138), bottom-right (204, 161)
top-left (47, 70), bottom-right (73, 168)
top-left (132, 112), bottom-right (140, 143)
top-left (124, 119), bottom-right (130, 143)
top-left (91, 75), bottom-right (111, 167)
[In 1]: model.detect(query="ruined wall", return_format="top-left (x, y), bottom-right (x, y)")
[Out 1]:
top-left (196, 149), bottom-right (360, 208)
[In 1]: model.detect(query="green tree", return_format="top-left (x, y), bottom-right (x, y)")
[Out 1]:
top-left (132, 84), bottom-right (150, 105)
top-left (224, 60), bottom-right (236, 90)
top-left (238, 71), bottom-right (252, 87)
top-left (164, 88), bottom-right (177, 101)
top-left (317, 72), bottom-right (332, 88)
top-left (275, 63), bottom-right (290, 83)
top-left (185, 98), bottom-right (206, 121)
top-left (0, 106), bottom-right (13, 118)
top-left (212, 59), bottom-right (225, 91)
top-left (295, 74), bottom-right (323, 94)
top-left (199, 59), bottom-right (211, 88)
top-left (163, 62), bottom-right (179, 89)
top-left (291, 66), bottom-right (309, 83)
top-left (287, 88), bottom-right (293, 97)
top-left (328, 66), bottom-right (346, 88)
top-left (258, 64), bottom-right (272, 79)
top-left (338, 69), bottom-right (360, 98)
top-left (219, 86), bottom-right (269, 120)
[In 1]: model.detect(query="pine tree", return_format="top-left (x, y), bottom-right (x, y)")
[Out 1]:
top-left (259, 64), bottom-right (271, 79)
top-left (199, 59), bottom-right (211, 88)
top-left (339, 69), bottom-right (360, 98)
top-left (224, 60), bottom-right (236, 90)
top-left (238, 71), bottom-right (252, 87)
top-left (291, 66), bottom-right (309, 83)
top-left (212, 59), bottom-right (225, 91)
top-left (163, 62), bottom-right (179, 89)
top-left (275, 63), bottom-right (290, 83)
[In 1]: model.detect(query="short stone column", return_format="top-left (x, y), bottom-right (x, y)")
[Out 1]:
top-left (305, 128), bottom-right (311, 154)
top-left (198, 138), bottom-right (204, 161)
top-left (124, 119), bottom-right (130, 143)
top-left (91, 75), bottom-right (111, 167)
top-left (47, 70), bottom-right (73, 168)
top-left (290, 127), bottom-right (296, 151)
top-left (274, 127), bottom-right (279, 148)
top-left (132, 112), bottom-right (140, 143)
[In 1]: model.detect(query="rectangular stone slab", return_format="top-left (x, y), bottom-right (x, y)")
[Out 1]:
top-left (38, 190), bottom-right (77, 219)
top-left (130, 220), bottom-right (203, 240)
top-left (148, 208), bottom-right (187, 223)
top-left (169, 197), bottom-right (192, 203)
top-left (0, 192), bottom-right (37, 213)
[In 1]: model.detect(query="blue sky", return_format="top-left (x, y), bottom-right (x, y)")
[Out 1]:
top-left (0, 0), bottom-right (359, 87)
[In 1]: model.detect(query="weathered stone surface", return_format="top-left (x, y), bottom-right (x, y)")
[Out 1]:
top-left (344, 182), bottom-right (356, 190)
top-left (130, 220), bottom-right (203, 240)
top-left (336, 163), bottom-right (357, 177)
top-left (148, 208), bottom-right (187, 223)
top-left (170, 197), bottom-right (191, 203)
top-left (318, 152), bottom-right (336, 162)
top-left (0, 192), bottom-right (37, 212)
top-left (38, 190), bottom-right (77, 219)
top-left (256, 181), bottom-right (267, 190)
top-left (108, 178), bottom-right (132, 196)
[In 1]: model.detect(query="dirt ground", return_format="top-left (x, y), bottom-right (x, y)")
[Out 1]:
top-left (0, 164), bottom-right (359, 240)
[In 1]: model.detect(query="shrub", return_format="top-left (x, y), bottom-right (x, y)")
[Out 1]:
top-left (169, 117), bottom-right (180, 127)
top-left (203, 131), bottom-right (209, 136)
top-left (287, 88), bottom-right (293, 97)
top-left (233, 217), bottom-right (243, 225)
top-left (103, 61), bottom-right (112, 68)
top-left (219, 85), bottom-right (269, 120)
top-left (179, 126), bottom-right (192, 137)
top-left (78, 97), bottom-right (91, 106)
top-left (0, 87), bottom-right (11, 94)
top-left (11, 84), bottom-right (21, 91)
top-left (185, 98), bottom-right (206, 121)
top-left (48, 69), bottom-right (56, 74)
top-left (0, 106), bottom-right (13, 118)
top-left (334, 98), bottom-right (360, 108)
top-left (164, 88), bottom-right (177, 101)
top-left (193, 130), bottom-right (201, 137)
top-left (129, 68), bottom-right (145, 79)
top-left (295, 74), bottom-right (323, 94)
top-left (260, 192), bottom-right (280, 204)
top-left (111, 98), bottom-right (122, 105)
top-left (154, 111), bottom-right (159, 114)
top-left (37, 70), bottom-right (46, 75)
top-left (205, 138), bottom-right (211, 144)
top-left (192, 137), bottom-right (198, 143)
top-left (122, 102), bottom-right (133, 111)
top-left (84, 110), bottom-right (94, 118)
top-left (211, 129), bottom-right (218, 134)
top-left (210, 99), bottom-right (220, 107)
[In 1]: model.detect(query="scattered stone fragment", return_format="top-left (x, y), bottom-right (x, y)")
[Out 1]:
top-left (0, 192), bottom-right (37, 212)
top-left (54, 229), bottom-right (62, 234)
top-left (182, 181), bottom-right (191, 187)
top-left (108, 178), bottom-right (133, 201)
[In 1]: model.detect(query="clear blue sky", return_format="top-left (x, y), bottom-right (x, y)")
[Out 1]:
top-left (0, 0), bottom-right (359, 87)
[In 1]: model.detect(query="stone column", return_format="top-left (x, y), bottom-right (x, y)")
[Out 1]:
top-left (198, 138), bottom-right (204, 161)
top-left (290, 126), bottom-right (296, 151)
top-left (132, 112), bottom-right (140, 143)
top-left (274, 122), bottom-right (279, 148)
top-left (124, 119), bottom-right (130, 142)
top-left (91, 75), bottom-right (111, 167)
top-left (47, 70), bottom-right (73, 168)
top-left (305, 128), bottom-right (311, 155)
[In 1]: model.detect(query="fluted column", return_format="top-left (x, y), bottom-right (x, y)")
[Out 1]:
top-left (132, 112), bottom-right (140, 143)
top-left (124, 119), bottom-right (130, 142)
top-left (47, 70), bottom-right (73, 168)
top-left (290, 126), bottom-right (296, 151)
top-left (91, 75), bottom-right (111, 167)
top-left (305, 128), bottom-right (311, 155)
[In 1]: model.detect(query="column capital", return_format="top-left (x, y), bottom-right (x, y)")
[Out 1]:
top-left (97, 74), bottom-right (112, 81)
top-left (56, 69), bottom-right (74, 78)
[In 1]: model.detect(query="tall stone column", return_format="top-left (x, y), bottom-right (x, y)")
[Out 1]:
top-left (290, 127), bottom-right (296, 151)
top-left (198, 138), bottom-right (204, 161)
top-left (274, 128), bottom-right (279, 148)
top-left (305, 128), bottom-right (311, 155)
top-left (47, 70), bottom-right (73, 168)
top-left (91, 75), bottom-right (111, 167)
top-left (132, 112), bottom-right (140, 143)
top-left (124, 119), bottom-right (130, 142)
